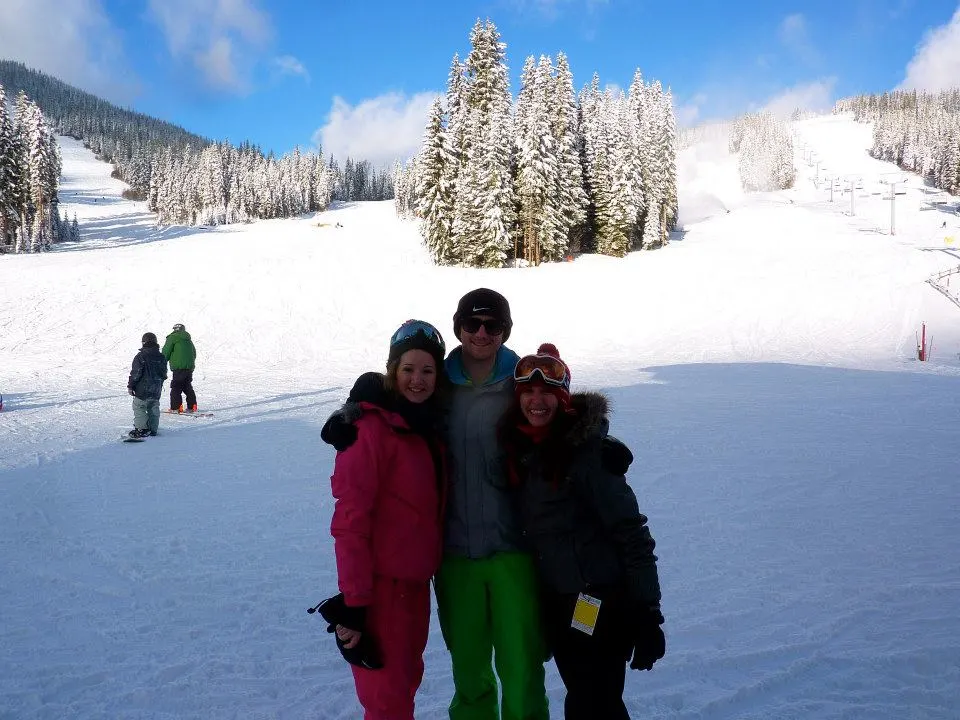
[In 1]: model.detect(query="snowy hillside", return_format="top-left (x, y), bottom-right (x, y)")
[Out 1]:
top-left (1, 117), bottom-right (959, 719)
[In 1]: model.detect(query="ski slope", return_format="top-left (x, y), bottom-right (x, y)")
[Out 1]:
top-left (1, 119), bottom-right (959, 719)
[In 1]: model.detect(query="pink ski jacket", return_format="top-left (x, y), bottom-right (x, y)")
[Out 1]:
top-left (330, 402), bottom-right (446, 607)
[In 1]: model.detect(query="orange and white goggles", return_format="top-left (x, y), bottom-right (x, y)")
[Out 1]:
top-left (514, 354), bottom-right (569, 390)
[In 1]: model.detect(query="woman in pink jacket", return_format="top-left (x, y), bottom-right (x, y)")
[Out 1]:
top-left (323, 320), bottom-right (448, 720)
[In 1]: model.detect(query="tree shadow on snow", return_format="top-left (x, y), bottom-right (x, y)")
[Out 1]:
top-left (57, 189), bottom-right (127, 207)
top-left (0, 391), bottom-right (118, 412)
top-left (213, 387), bottom-right (344, 415)
top-left (51, 212), bottom-right (217, 252)
top-left (0, 415), bottom-right (349, 718)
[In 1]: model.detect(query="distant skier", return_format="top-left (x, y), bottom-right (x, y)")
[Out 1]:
top-left (127, 332), bottom-right (168, 438)
top-left (163, 323), bottom-right (198, 413)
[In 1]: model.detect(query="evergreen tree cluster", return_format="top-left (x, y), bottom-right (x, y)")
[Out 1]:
top-left (729, 112), bottom-right (796, 192)
top-left (0, 60), bottom-right (392, 230)
top-left (147, 142), bottom-right (333, 226)
top-left (394, 19), bottom-right (678, 267)
top-left (329, 158), bottom-right (394, 203)
top-left (836, 89), bottom-right (960, 196)
top-left (0, 83), bottom-right (77, 254)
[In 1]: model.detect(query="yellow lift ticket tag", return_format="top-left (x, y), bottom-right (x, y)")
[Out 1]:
top-left (571, 593), bottom-right (602, 635)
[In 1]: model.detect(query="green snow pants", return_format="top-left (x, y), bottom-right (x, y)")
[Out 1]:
top-left (132, 397), bottom-right (160, 433)
top-left (434, 551), bottom-right (549, 720)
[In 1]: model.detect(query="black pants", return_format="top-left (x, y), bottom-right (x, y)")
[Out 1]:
top-left (544, 590), bottom-right (633, 720)
top-left (170, 369), bottom-right (197, 410)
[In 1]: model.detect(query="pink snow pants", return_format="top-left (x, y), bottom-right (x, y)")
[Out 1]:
top-left (351, 576), bottom-right (431, 720)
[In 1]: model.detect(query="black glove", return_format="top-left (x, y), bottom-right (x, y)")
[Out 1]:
top-left (313, 593), bottom-right (382, 670)
top-left (629, 607), bottom-right (665, 671)
top-left (322, 373), bottom-right (388, 451)
top-left (602, 436), bottom-right (634, 475)
top-left (320, 411), bottom-right (358, 451)
top-left (127, 388), bottom-right (136, 396)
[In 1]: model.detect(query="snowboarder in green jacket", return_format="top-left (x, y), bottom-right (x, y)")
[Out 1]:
top-left (162, 323), bottom-right (198, 412)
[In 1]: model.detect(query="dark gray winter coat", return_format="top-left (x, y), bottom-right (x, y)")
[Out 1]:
top-left (441, 345), bottom-right (524, 559)
top-left (505, 392), bottom-right (661, 609)
top-left (128, 342), bottom-right (168, 400)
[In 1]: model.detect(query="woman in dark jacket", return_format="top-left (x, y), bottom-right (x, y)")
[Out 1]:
top-left (501, 343), bottom-right (665, 720)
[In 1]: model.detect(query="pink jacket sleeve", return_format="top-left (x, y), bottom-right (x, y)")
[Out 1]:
top-left (330, 419), bottom-right (381, 607)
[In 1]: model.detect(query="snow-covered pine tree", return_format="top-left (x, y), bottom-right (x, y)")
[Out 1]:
top-left (445, 53), bottom-right (467, 173)
top-left (23, 99), bottom-right (56, 251)
top-left (0, 84), bottom-right (15, 250)
top-left (577, 74), bottom-right (603, 254)
top-left (12, 92), bottom-right (32, 252)
top-left (659, 89), bottom-right (679, 242)
top-left (515, 55), bottom-right (560, 265)
top-left (589, 90), bottom-right (624, 257)
top-left (641, 81), bottom-right (666, 250)
top-left (551, 53), bottom-right (587, 255)
top-left (458, 19), bottom-right (515, 268)
top-left (730, 111), bottom-right (794, 192)
top-left (416, 97), bottom-right (456, 264)
top-left (450, 108), bottom-right (482, 266)
top-left (604, 92), bottom-right (636, 257)
top-left (197, 143), bottom-right (224, 225)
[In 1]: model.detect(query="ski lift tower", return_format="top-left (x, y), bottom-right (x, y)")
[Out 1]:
top-left (841, 174), bottom-right (863, 216)
top-left (878, 172), bottom-right (910, 235)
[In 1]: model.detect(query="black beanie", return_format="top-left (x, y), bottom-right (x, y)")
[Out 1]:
top-left (453, 288), bottom-right (512, 341)
top-left (141, 332), bottom-right (158, 346)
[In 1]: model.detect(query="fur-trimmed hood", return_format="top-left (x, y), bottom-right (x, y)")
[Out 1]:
top-left (565, 391), bottom-right (612, 446)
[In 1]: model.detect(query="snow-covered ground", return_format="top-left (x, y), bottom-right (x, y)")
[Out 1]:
top-left (1, 117), bottom-right (959, 719)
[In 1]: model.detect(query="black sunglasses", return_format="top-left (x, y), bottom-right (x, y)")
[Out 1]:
top-left (461, 317), bottom-right (505, 336)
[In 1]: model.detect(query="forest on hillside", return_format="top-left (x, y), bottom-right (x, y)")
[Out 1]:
top-left (0, 83), bottom-right (76, 253)
top-left (0, 61), bottom-right (393, 232)
top-left (836, 89), bottom-right (960, 196)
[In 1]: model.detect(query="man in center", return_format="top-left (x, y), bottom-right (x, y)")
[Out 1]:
top-left (436, 288), bottom-right (549, 720)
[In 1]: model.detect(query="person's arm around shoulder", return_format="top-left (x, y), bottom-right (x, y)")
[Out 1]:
top-left (321, 372), bottom-right (386, 451)
top-left (330, 415), bottom-right (383, 608)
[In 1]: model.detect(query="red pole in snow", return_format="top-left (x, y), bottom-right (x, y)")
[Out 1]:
top-left (920, 323), bottom-right (927, 361)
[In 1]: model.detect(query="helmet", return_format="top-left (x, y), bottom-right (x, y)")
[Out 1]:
top-left (172, 323), bottom-right (185, 331)
top-left (388, 320), bottom-right (446, 367)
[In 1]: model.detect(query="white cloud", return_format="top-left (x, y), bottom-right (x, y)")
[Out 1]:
top-left (897, 7), bottom-right (960, 92)
top-left (778, 13), bottom-right (819, 66)
top-left (195, 37), bottom-right (242, 93)
top-left (272, 55), bottom-right (310, 82)
top-left (676, 93), bottom-right (708, 127)
top-left (763, 78), bottom-right (837, 118)
top-left (147, 0), bottom-right (272, 94)
top-left (312, 92), bottom-right (439, 168)
top-left (0, 0), bottom-right (136, 101)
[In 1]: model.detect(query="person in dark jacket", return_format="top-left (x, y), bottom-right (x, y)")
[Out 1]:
top-left (162, 323), bottom-right (198, 412)
top-left (501, 343), bottom-right (665, 720)
top-left (127, 332), bottom-right (168, 438)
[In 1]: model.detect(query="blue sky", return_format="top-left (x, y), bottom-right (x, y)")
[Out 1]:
top-left (2, 0), bottom-right (960, 166)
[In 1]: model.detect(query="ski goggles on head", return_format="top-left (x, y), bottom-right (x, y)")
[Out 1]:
top-left (460, 316), bottom-right (506, 336)
top-left (390, 320), bottom-right (446, 355)
top-left (514, 354), bottom-right (569, 389)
